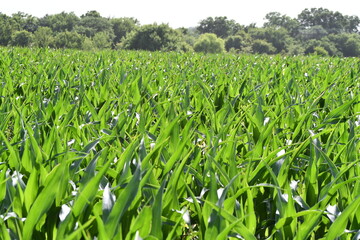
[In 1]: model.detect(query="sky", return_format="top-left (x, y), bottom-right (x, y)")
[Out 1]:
top-left (1, 0), bottom-right (360, 28)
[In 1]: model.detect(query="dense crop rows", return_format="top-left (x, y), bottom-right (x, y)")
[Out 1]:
top-left (0, 48), bottom-right (359, 239)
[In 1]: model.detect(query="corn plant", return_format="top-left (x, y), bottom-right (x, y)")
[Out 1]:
top-left (0, 47), bottom-right (359, 239)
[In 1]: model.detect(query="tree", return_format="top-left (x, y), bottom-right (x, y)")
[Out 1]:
top-left (122, 23), bottom-right (183, 51)
top-left (329, 33), bottom-right (360, 57)
top-left (286, 43), bottom-right (305, 56)
top-left (11, 12), bottom-right (39, 33)
top-left (251, 39), bottom-right (276, 54)
top-left (111, 17), bottom-right (139, 45)
top-left (343, 36), bottom-right (360, 57)
top-left (0, 13), bottom-right (15, 46)
top-left (197, 16), bottom-right (242, 38)
top-left (34, 27), bottom-right (53, 47)
top-left (313, 46), bottom-right (329, 56)
top-left (82, 37), bottom-right (96, 50)
top-left (225, 32), bottom-right (251, 53)
top-left (298, 25), bottom-right (328, 40)
top-left (76, 11), bottom-right (113, 38)
top-left (304, 38), bottom-right (340, 56)
top-left (54, 31), bottom-right (83, 49)
top-left (298, 8), bottom-right (360, 34)
top-left (10, 30), bottom-right (33, 47)
top-left (39, 12), bottom-right (79, 33)
top-left (249, 27), bottom-right (293, 53)
top-left (343, 15), bottom-right (360, 33)
top-left (194, 33), bottom-right (225, 54)
top-left (93, 32), bottom-right (112, 49)
top-left (264, 12), bottom-right (300, 37)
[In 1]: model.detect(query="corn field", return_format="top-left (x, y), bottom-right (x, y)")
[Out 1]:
top-left (0, 47), bottom-right (360, 239)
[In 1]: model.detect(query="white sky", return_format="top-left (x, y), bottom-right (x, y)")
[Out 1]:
top-left (1, 0), bottom-right (360, 28)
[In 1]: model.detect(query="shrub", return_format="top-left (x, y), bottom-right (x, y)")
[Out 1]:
top-left (251, 39), bottom-right (276, 54)
top-left (122, 24), bottom-right (182, 51)
top-left (194, 33), bottom-right (225, 54)
top-left (11, 30), bottom-right (33, 47)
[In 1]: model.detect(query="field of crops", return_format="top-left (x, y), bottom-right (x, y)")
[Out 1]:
top-left (0, 48), bottom-right (359, 239)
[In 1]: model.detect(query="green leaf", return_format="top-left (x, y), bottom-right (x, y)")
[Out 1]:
top-left (23, 163), bottom-right (65, 240)
top-left (325, 196), bottom-right (360, 240)
top-left (150, 178), bottom-right (166, 239)
top-left (105, 166), bottom-right (141, 238)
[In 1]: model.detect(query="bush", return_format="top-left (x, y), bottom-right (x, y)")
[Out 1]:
top-left (194, 33), bottom-right (225, 54)
top-left (54, 31), bottom-right (83, 49)
top-left (11, 31), bottom-right (33, 47)
top-left (122, 24), bottom-right (182, 51)
top-left (343, 36), bottom-right (360, 57)
top-left (251, 39), bottom-right (276, 54)
top-left (34, 27), bottom-right (54, 48)
top-left (225, 35), bottom-right (244, 52)
top-left (82, 37), bottom-right (95, 51)
top-left (313, 46), bottom-right (329, 56)
top-left (287, 43), bottom-right (305, 56)
top-left (304, 38), bottom-right (341, 56)
top-left (93, 32), bottom-right (112, 49)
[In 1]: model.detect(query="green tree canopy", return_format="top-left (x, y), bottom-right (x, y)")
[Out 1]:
top-left (225, 32), bottom-right (251, 53)
top-left (93, 32), bottom-right (112, 49)
top-left (122, 23), bottom-right (183, 51)
top-left (304, 38), bottom-right (340, 56)
top-left (54, 31), bottom-right (83, 49)
top-left (298, 8), bottom-right (360, 33)
top-left (76, 11), bottom-right (113, 38)
top-left (329, 33), bottom-right (360, 57)
top-left (111, 17), bottom-right (139, 45)
top-left (264, 12), bottom-right (300, 37)
top-left (251, 39), bottom-right (276, 54)
top-left (39, 12), bottom-right (79, 32)
top-left (249, 27), bottom-right (292, 53)
top-left (10, 30), bottom-right (33, 47)
top-left (299, 25), bottom-right (328, 40)
top-left (0, 13), bottom-right (15, 46)
top-left (194, 33), bottom-right (225, 54)
top-left (197, 16), bottom-right (242, 38)
top-left (11, 12), bottom-right (39, 33)
top-left (34, 26), bottom-right (53, 47)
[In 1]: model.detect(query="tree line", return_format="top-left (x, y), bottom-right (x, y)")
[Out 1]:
top-left (1, 8), bottom-right (360, 56)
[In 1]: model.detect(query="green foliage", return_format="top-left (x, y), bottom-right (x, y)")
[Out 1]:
top-left (0, 8), bottom-right (360, 54)
top-left (10, 30), bottom-right (33, 47)
top-left (298, 25), bottom-right (328, 40)
top-left (313, 46), bottom-right (329, 56)
top-left (249, 27), bottom-right (292, 53)
top-left (76, 11), bottom-right (113, 38)
top-left (0, 48), bottom-right (360, 239)
top-left (39, 12), bottom-right (79, 32)
top-left (54, 31), bottom-right (83, 49)
top-left (194, 33), bottom-right (225, 54)
top-left (251, 39), bottom-right (276, 54)
top-left (0, 13), bottom-right (16, 46)
top-left (343, 36), bottom-right (360, 57)
top-left (82, 37), bottom-right (96, 50)
top-left (93, 32), bottom-right (113, 49)
top-left (111, 17), bottom-right (139, 45)
top-left (298, 8), bottom-right (360, 33)
top-left (286, 43), bottom-right (305, 56)
top-left (264, 12), bottom-right (300, 37)
top-left (196, 16), bottom-right (242, 38)
top-left (34, 27), bottom-right (53, 48)
top-left (11, 12), bottom-right (39, 33)
top-left (329, 33), bottom-right (360, 57)
top-left (304, 38), bottom-right (341, 56)
top-left (225, 33), bottom-right (251, 53)
top-left (122, 23), bottom-right (183, 51)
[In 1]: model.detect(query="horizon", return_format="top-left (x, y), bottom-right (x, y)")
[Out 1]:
top-left (1, 0), bottom-right (360, 28)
